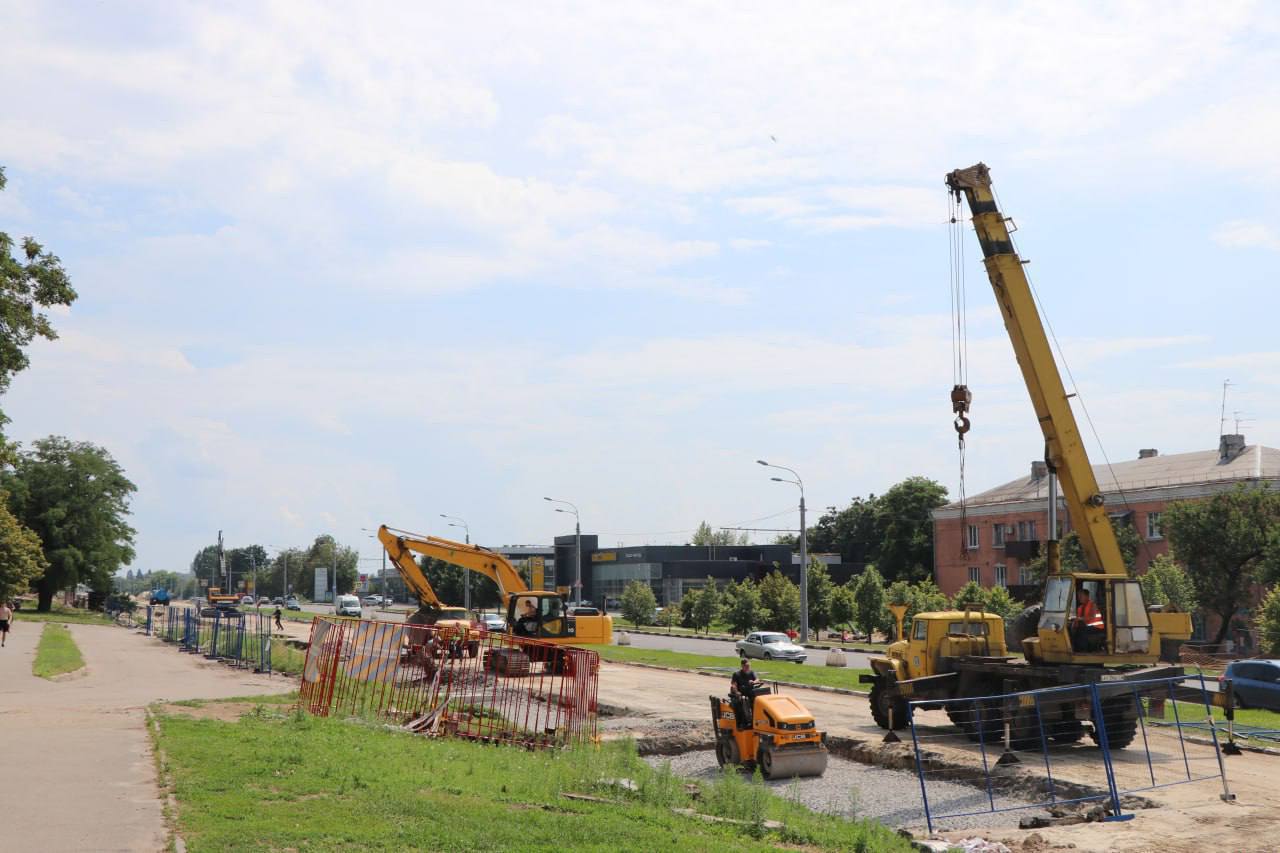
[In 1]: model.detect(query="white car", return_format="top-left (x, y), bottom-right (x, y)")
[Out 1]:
top-left (735, 632), bottom-right (807, 663)
top-left (362, 594), bottom-right (385, 606)
top-left (240, 596), bottom-right (255, 606)
top-left (334, 594), bottom-right (362, 618)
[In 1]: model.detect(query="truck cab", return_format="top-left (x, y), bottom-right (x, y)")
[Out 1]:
top-left (882, 610), bottom-right (1009, 681)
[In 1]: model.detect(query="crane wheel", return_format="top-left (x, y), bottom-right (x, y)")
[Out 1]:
top-left (1090, 696), bottom-right (1138, 750)
top-left (869, 681), bottom-right (908, 731)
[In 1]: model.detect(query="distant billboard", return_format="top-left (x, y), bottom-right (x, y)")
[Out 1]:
top-left (314, 567), bottom-right (329, 603)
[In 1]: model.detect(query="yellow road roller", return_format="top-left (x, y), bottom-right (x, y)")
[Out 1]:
top-left (710, 685), bottom-right (828, 779)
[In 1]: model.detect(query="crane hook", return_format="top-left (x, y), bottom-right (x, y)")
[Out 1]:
top-left (950, 384), bottom-right (972, 436)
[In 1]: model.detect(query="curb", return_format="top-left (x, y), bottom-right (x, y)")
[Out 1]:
top-left (618, 627), bottom-right (884, 656)
top-left (601, 658), bottom-right (870, 697)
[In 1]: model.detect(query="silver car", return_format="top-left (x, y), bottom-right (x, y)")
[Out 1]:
top-left (735, 631), bottom-right (807, 663)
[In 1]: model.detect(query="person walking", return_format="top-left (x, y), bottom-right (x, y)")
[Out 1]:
top-left (273, 605), bottom-right (284, 632)
top-left (0, 600), bottom-right (13, 647)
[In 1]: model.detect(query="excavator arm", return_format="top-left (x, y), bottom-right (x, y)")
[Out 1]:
top-left (377, 525), bottom-right (528, 607)
top-left (945, 163), bottom-right (1125, 577)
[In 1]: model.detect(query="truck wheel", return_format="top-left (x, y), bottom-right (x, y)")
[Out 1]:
top-left (870, 681), bottom-right (908, 730)
top-left (963, 699), bottom-right (1003, 745)
top-left (758, 746), bottom-right (775, 780)
top-left (1048, 718), bottom-right (1084, 744)
top-left (945, 702), bottom-right (972, 732)
top-left (1090, 696), bottom-right (1138, 750)
top-left (715, 738), bottom-right (729, 768)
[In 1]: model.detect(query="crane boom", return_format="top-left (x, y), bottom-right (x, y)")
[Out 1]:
top-left (945, 163), bottom-right (1125, 577)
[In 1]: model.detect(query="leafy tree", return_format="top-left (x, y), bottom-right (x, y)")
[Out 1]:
top-left (981, 585), bottom-right (1022, 620)
top-left (656, 603), bottom-right (681, 632)
top-left (691, 577), bottom-right (720, 634)
top-left (679, 587), bottom-right (700, 628)
top-left (873, 477), bottom-right (949, 582)
top-left (773, 533), bottom-right (797, 546)
top-left (1139, 553), bottom-right (1197, 613)
top-left (620, 580), bottom-right (657, 626)
top-left (289, 535), bottom-right (359, 599)
top-left (690, 521), bottom-right (748, 546)
top-left (0, 166), bottom-right (78, 455)
top-left (0, 496), bottom-right (46, 601)
top-left (3, 437), bottom-right (135, 610)
top-left (1023, 517), bottom-right (1143, 583)
top-left (885, 577), bottom-right (949, 637)
top-left (725, 578), bottom-right (763, 635)
top-left (808, 496), bottom-right (879, 561)
top-left (757, 570), bottom-right (800, 632)
top-left (951, 580), bottom-right (986, 611)
top-left (1258, 586), bottom-right (1280, 657)
top-left (852, 566), bottom-right (888, 639)
top-left (190, 544), bottom-right (221, 584)
top-left (227, 545), bottom-right (269, 590)
top-left (829, 585), bottom-right (856, 633)
top-left (805, 559), bottom-right (835, 633)
top-left (1166, 486), bottom-right (1280, 644)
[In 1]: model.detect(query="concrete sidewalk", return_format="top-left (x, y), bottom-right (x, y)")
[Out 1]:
top-left (0, 619), bottom-right (291, 852)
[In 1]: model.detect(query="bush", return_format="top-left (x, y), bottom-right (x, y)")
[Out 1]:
top-left (1258, 586), bottom-right (1280, 656)
top-left (1140, 554), bottom-right (1197, 612)
top-left (620, 580), bottom-right (657, 626)
top-left (758, 570), bottom-right (800, 632)
top-left (852, 565), bottom-right (888, 639)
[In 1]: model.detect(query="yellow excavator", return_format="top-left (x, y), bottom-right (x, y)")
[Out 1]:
top-left (377, 525), bottom-right (613, 646)
top-left (863, 164), bottom-right (1221, 750)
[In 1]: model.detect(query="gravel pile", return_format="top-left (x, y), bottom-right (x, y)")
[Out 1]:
top-left (645, 750), bottom-right (1049, 831)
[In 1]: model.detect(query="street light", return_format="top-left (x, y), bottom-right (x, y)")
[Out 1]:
top-left (758, 459), bottom-right (809, 643)
top-left (440, 514), bottom-right (472, 610)
top-left (544, 496), bottom-right (581, 604)
top-left (360, 527), bottom-right (390, 605)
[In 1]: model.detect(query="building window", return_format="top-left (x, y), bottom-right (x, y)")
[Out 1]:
top-left (1016, 521), bottom-right (1026, 541)
top-left (994, 565), bottom-right (1007, 588)
top-left (1017, 565), bottom-right (1028, 585)
top-left (1146, 512), bottom-right (1163, 540)
top-left (966, 525), bottom-right (979, 549)
top-left (992, 524), bottom-right (1006, 548)
top-left (1028, 520), bottom-right (1037, 540)
top-left (968, 566), bottom-right (981, 584)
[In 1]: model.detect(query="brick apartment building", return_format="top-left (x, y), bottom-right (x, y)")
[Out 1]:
top-left (932, 434), bottom-right (1280, 596)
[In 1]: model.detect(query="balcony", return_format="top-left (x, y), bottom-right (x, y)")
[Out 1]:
top-left (1004, 539), bottom-right (1041, 561)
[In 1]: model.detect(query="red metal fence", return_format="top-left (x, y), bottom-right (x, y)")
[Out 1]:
top-left (298, 616), bottom-right (600, 748)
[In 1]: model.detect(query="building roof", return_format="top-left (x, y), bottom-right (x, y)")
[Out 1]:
top-left (936, 440), bottom-right (1280, 517)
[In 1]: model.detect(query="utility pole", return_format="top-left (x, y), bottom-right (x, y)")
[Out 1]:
top-left (331, 538), bottom-right (337, 602)
top-left (758, 460), bottom-right (809, 643)
top-left (544, 498), bottom-right (582, 604)
top-left (441, 515), bottom-right (472, 610)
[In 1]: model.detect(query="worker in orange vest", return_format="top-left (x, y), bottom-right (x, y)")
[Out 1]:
top-left (1071, 587), bottom-right (1105, 652)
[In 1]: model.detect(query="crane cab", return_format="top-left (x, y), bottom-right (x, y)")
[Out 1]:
top-left (507, 592), bottom-right (613, 645)
top-left (1027, 573), bottom-right (1191, 665)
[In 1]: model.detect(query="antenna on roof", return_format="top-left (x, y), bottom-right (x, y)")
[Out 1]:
top-left (1218, 379), bottom-right (1234, 437)
top-left (1233, 411), bottom-right (1253, 434)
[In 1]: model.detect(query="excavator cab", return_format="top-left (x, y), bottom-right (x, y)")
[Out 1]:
top-left (508, 592), bottom-right (575, 640)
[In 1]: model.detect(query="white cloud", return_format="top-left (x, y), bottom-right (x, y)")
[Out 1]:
top-left (1212, 220), bottom-right (1280, 252)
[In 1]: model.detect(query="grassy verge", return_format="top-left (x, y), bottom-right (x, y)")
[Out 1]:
top-left (615, 620), bottom-right (890, 651)
top-left (588, 644), bottom-right (873, 692)
top-left (13, 606), bottom-right (115, 626)
top-left (1148, 698), bottom-right (1280, 731)
top-left (152, 702), bottom-right (911, 852)
top-left (32, 623), bottom-right (87, 678)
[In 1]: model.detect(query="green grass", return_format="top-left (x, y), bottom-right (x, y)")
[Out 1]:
top-left (1147, 698), bottom-right (1280, 732)
top-left (12, 605), bottom-right (114, 626)
top-left (616, 619), bottom-right (890, 651)
top-left (151, 703), bottom-right (911, 852)
top-left (588, 644), bottom-right (873, 692)
top-left (32, 623), bottom-right (87, 678)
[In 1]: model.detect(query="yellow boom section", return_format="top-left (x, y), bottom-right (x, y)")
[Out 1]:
top-left (378, 525), bottom-right (529, 607)
top-left (945, 163), bottom-right (1125, 577)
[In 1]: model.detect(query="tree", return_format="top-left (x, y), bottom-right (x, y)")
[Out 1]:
top-left (0, 167), bottom-right (78, 455)
top-left (690, 521), bottom-right (748, 546)
top-left (290, 535), bottom-right (359, 599)
top-left (885, 577), bottom-right (949, 636)
top-left (227, 545), bottom-right (269, 590)
top-left (679, 588), bottom-right (700, 628)
top-left (808, 496), bottom-right (879, 561)
top-left (189, 544), bottom-right (221, 584)
top-left (1166, 486), bottom-right (1280, 644)
top-left (851, 566), bottom-right (888, 639)
top-left (0, 496), bottom-right (46, 601)
top-left (757, 570), bottom-right (800, 632)
top-left (873, 477), bottom-right (949, 582)
top-left (981, 585), bottom-right (1022, 620)
top-left (1139, 554), bottom-right (1197, 613)
top-left (829, 585), bottom-right (856, 633)
top-left (691, 578), bottom-right (720, 634)
top-left (725, 579), bottom-right (763, 635)
top-left (1258, 586), bottom-right (1280, 657)
top-left (620, 580), bottom-right (657, 626)
top-left (3, 437), bottom-right (135, 610)
top-left (805, 559), bottom-right (835, 634)
top-left (656, 604), bottom-right (681, 632)
top-left (951, 580), bottom-right (986, 611)
top-left (1023, 517), bottom-right (1143, 583)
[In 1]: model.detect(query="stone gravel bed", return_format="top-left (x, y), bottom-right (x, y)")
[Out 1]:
top-left (645, 749), bottom-right (1051, 831)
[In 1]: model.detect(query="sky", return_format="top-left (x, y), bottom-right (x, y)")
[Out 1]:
top-left (2, 2), bottom-right (1279, 575)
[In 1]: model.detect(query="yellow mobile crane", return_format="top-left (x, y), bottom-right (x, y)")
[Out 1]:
top-left (863, 164), bottom-right (1211, 749)
top-left (378, 525), bottom-right (613, 646)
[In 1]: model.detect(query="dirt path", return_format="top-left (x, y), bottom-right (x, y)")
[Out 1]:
top-left (597, 661), bottom-right (1275, 853)
top-left (0, 621), bottom-right (293, 852)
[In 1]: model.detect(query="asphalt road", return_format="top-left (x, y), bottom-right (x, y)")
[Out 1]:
top-left (619, 629), bottom-right (876, 670)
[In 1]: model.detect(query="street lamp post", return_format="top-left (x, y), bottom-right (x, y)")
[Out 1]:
top-left (440, 514), bottom-right (472, 610)
top-left (544, 497), bottom-right (581, 604)
top-left (361, 527), bottom-right (390, 604)
top-left (758, 459), bottom-right (809, 643)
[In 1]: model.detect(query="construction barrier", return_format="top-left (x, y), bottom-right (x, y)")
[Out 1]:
top-left (153, 605), bottom-right (275, 674)
top-left (908, 674), bottom-right (1234, 833)
top-left (299, 615), bottom-right (600, 749)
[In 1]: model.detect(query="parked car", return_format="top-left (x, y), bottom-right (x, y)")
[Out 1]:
top-left (478, 614), bottom-right (506, 633)
top-left (272, 597), bottom-right (285, 606)
top-left (1223, 659), bottom-right (1280, 711)
top-left (240, 596), bottom-right (255, 606)
top-left (285, 597), bottom-right (302, 611)
top-left (735, 632), bottom-right (808, 663)
top-left (604, 597), bottom-right (621, 611)
top-left (257, 596), bottom-right (270, 605)
top-left (335, 594), bottom-right (362, 618)
top-left (569, 606), bottom-right (600, 616)
top-left (363, 594), bottom-right (385, 606)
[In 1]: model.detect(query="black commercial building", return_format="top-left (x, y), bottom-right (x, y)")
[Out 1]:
top-left (566, 541), bottom-right (799, 606)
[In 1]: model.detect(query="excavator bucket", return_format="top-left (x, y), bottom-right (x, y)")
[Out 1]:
top-left (762, 745), bottom-right (828, 779)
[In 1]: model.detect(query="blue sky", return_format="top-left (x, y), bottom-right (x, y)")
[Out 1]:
top-left (2, 2), bottom-right (1279, 573)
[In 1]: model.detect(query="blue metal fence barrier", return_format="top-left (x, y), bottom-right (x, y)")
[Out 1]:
top-left (152, 606), bottom-right (275, 674)
top-left (909, 674), bottom-right (1233, 833)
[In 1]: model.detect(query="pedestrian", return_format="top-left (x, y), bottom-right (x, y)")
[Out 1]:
top-left (273, 605), bottom-right (284, 631)
top-left (0, 599), bottom-right (12, 647)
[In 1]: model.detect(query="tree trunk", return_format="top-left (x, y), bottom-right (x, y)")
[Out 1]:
top-left (36, 580), bottom-right (55, 612)
top-left (1211, 606), bottom-right (1235, 646)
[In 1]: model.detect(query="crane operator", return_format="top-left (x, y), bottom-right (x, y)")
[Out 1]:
top-left (1070, 587), bottom-right (1105, 652)
top-left (730, 658), bottom-right (762, 727)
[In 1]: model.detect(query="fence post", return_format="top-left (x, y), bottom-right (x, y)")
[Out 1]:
top-left (1193, 673), bottom-right (1236, 802)
top-left (1088, 683), bottom-right (1132, 822)
top-left (908, 701), bottom-right (933, 834)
